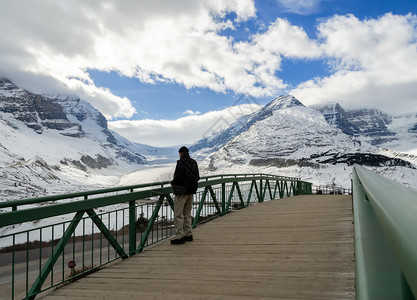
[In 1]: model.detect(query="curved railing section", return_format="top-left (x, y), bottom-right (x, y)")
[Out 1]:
top-left (352, 164), bottom-right (417, 299)
top-left (0, 173), bottom-right (312, 300)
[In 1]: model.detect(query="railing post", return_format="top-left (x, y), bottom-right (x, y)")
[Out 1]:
top-left (129, 200), bottom-right (136, 256)
top-left (295, 181), bottom-right (300, 196)
top-left (235, 182), bottom-right (244, 207)
top-left (193, 187), bottom-right (209, 228)
top-left (273, 180), bottom-right (278, 199)
top-left (208, 186), bottom-right (222, 215)
top-left (221, 183), bottom-right (226, 213)
top-left (246, 181), bottom-right (254, 206)
top-left (259, 179), bottom-right (264, 202)
top-left (226, 182), bottom-right (236, 213)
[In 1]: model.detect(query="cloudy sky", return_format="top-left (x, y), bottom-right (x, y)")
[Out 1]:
top-left (1, 0), bottom-right (417, 147)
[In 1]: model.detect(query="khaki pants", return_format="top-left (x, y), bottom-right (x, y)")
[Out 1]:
top-left (173, 194), bottom-right (193, 239)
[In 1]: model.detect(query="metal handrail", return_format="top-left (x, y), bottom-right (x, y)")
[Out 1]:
top-left (352, 164), bottom-right (417, 299)
top-left (0, 174), bottom-right (305, 227)
top-left (0, 173), bottom-right (298, 211)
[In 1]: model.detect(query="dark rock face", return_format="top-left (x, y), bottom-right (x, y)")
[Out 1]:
top-left (319, 103), bottom-right (359, 136)
top-left (0, 79), bottom-right (147, 167)
top-left (61, 159), bottom-right (87, 171)
top-left (409, 120), bottom-right (417, 134)
top-left (117, 150), bottom-right (146, 164)
top-left (51, 96), bottom-right (117, 142)
top-left (249, 158), bottom-right (320, 168)
top-left (80, 155), bottom-right (114, 169)
top-left (345, 109), bottom-right (395, 141)
top-left (249, 152), bottom-right (413, 168)
top-left (315, 152), bottom-right (414, 167)
top-left (33, 94), bottom-right (67, 121)
top-left (316, 104), bottom-right (397, 146)
top-left (0, 81), bottom-right (83, 135)
top-left (61, 152), bottom-right (144, 170)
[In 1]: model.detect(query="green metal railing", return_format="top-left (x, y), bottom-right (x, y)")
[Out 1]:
top-left (352, 164), bottom-right (417, 299)
top-left (312, 185), bottom-right (351, 195)
top-left (0, 173), bottom-right (312, 300)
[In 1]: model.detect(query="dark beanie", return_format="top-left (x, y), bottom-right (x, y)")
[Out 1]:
top-left (178, 146), bottom-right (189, 153)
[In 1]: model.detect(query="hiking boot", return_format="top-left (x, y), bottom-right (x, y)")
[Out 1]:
top-left (171, 238), bottom-right (185, 244)
top-left (183, 235), bottom-right (193, 242)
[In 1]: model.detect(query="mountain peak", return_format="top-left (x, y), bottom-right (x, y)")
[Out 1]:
top-left (251, 95), bottom-right (305, 124)
top-left (265, 95), bottom-right (304, 111)
top-left (0, 78), bottom-right (19, 91)
top-left (0, 78), bottom-right (13, 84)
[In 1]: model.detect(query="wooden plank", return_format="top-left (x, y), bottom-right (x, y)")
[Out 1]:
top-left (38, 195), bottom-right (355, 299)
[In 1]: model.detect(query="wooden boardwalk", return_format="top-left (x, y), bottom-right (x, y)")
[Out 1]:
top-left (40, 195), bottom-right (355, 299)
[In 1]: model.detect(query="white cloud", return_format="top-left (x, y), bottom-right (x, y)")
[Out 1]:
top-left (242, 18), bottom-right (322, 58)
top-left (276, 0), bottom-right (326, 15)
top-left (183, 110), bottom-right (202, 116)
top-left (0, 0), bottom-right (324, 118)
top-left (0, 0), bottom-right (261, 119)
top-left (108, 104), bottom-right (262, 147)
top-left (233, 18), bottom-right (322, 96)
top-left (1, 0), bottom-right (416, 121)
top-left (291, 13), bottom-right (417, 113)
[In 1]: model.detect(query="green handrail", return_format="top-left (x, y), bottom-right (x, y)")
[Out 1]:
top-left (0, 175), bottom-right (304, 227)
top-left (0, 173), bottom-right (298, 211)
top-left (353, 164), bottom-right (417, 299)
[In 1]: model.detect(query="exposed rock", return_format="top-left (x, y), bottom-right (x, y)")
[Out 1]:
top-left (0, 79), bottom-right (147, 166)
top-left (117, 150), bottom-right (146, 164)
top-left (317, 103), bottom-right (358, 136)
top-left (0, 82), bottom-right (83, 135)
top-left (317, 152), bottom-right (415, 167)
top-left (250, 158), bottom-right (320, 169)
top-left (315, 103), bottom-right (397, 146)
top-left (80, 155), bottom-right (114, 169)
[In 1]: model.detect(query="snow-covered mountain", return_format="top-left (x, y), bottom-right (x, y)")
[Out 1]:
top-left (190, 96), bottom-right (303, 158)
top-left (0, 78), bottom-right (148, 167)
top-left (202, 96), bottom-right (367, 168)
top-left (315, 103), bottom-right (417, 152)
top-left (0, 79), bottom-right (155, 199)
top-left (193, 96), bottom-right (417, 189)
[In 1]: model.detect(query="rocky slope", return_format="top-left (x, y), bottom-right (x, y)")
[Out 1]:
top-left (314, 103), bottom-right (417, 149)
top-left (0, 79), bottom-right (150, 199)
top-left (0, 78), bottom-right (147, 168)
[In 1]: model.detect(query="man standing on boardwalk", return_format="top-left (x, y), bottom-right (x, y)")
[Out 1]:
top-left (170, 146), bottom-right (200, 244)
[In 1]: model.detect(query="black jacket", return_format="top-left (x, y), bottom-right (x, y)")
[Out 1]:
top-left (171, 154), bottom-right (200, 195)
